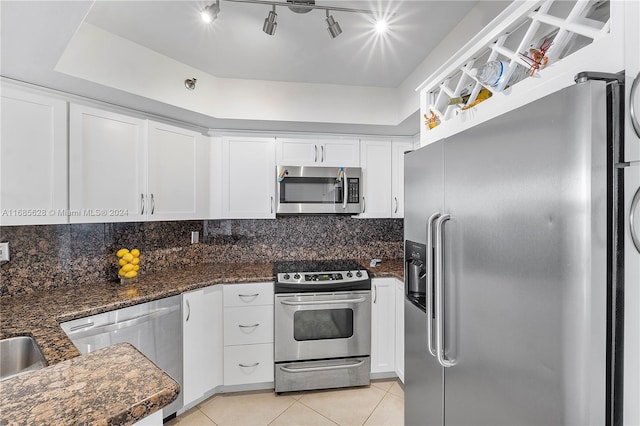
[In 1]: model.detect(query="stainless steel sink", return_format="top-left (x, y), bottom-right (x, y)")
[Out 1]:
top-left (0, 336), bottom-right (47, 381)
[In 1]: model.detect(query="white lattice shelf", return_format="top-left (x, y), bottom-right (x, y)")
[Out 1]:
top-left (417, 0), bottom-right (625, 146)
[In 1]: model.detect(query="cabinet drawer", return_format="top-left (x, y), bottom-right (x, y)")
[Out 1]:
top-left (223, 282), bottom-right (274, 307)
top-left (223, 343), bottom-right (274, 386)
top-left (224, 305), bottom-right (274, 345)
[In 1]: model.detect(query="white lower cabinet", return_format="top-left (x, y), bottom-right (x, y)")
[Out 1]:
top-left (222, 282), bottom-right (274, 386)
top-left (394, 278), bottom-right (405, 383)
top-left (224, 305), bottom-right (274, 346)
top-left (370, 278), bottom-right (396, 374)
top-left (182, 286), bottom-right (223, 407)
top-left (223, 343), bottom-right (274, 386)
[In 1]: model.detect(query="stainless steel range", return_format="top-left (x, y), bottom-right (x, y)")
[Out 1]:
top-left (273, 260), bottom-right (371, 393)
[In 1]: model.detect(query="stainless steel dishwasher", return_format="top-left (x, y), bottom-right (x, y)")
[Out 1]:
top-left (60, 295), bottom-right (183, 419)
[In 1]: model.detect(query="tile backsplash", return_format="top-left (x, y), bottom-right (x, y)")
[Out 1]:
top-left (0, 217), bottom-right (402, 296)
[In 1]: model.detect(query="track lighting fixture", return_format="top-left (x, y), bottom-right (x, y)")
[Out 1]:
top-left (201, 0), bottom-right (220, 23)
top-left (325, 9), bottom-right (342, 39)
top-left (263, 5), bottom-right (278, 36)
top-left (200, 0), bottom-right (392, 38)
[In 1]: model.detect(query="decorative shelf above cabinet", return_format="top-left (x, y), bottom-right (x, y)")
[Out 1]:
top-left (417, 0), bottom-right (623, 146)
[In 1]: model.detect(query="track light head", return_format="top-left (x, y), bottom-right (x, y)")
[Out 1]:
top-left (201, 1), bottom-right (220, 23)
top-left (263, 5), bottom-right (278, 35)
top-left (325, 10), bottom-right (342, 39)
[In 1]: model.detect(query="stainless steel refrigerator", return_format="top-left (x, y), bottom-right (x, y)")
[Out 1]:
top-left (404, 74), bottom-right (630, 426)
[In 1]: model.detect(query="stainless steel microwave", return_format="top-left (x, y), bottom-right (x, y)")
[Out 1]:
top-left (276, 166), bottom-right (362, 215)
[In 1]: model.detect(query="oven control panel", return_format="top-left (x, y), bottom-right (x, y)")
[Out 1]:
top-left (277, 270), bottom-right (369, 285)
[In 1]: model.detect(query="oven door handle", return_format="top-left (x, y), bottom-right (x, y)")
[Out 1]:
top-left (280, 297), bottom-right (366, 306)
top-left (279, 359), bottom-right (365, 373)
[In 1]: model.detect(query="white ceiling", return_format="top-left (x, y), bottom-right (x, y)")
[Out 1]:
top-left (0, 1), bottom-right (503, 135)
top-left (84, 1), bottom-right (477, 88)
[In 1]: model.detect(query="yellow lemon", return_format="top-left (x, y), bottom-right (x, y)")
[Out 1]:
top-left (123, 253), bottom-right (134, 262)
top-left (131, 249), bottom-right (140, 258)
top-left (122, 263), bottom-right (134, 272)
top-left (131, 257), bottom-right (140, 265)
top-left (133, 265), bottom-right (140, 271)
top-left (118, 258), bottom-right (128, 266)
top-left (116, 248), bottom-right (129, 258)
top-left (118, 268), bottom-right (127, 276)
top-left (124, 270), bottom-right (137, 279)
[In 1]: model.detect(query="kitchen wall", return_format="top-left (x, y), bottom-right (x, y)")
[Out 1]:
top-left (0, 216), bottom-right (403, 296)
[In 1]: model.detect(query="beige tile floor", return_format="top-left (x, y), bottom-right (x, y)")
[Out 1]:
top-left (167, 379), bottom-right (404, 426)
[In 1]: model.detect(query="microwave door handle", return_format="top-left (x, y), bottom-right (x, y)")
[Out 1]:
top-left (343, 169), bottom-right (348, 209)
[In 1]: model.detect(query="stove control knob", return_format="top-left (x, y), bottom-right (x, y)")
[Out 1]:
top-left (356, 271), bottom-right (362, 278)
top-left (312, 274), bottom-right (318, 281)
top-left (283, 274), bottom-right (290, 280)
top-left (293, 273), bottom-right (301, 280)
top-left (346, 271), bottom-right (353, 278)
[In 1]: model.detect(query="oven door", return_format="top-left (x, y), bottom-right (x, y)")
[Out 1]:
top-left (274, 291), bottom-right (371, 362)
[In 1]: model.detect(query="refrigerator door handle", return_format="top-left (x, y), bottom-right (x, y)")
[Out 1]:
top-left (426, 212), bottom-right (441, 357)
top-left (435, 214), bottom-right (455, 368)
top-left (630, 71), bottom-right (640, 138)
top-left (631, 185), bottom-right (640, 253)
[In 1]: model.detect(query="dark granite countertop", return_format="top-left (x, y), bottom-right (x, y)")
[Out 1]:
top-left (0, 343), bottom-right (180, 426)
top-left (0, 258), bottom-right (402, 425)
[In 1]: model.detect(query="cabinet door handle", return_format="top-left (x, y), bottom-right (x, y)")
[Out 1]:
top-left (150, 193), bottom-right (155, 215)
top-left (239, 362), bottom-right (260, 368)
top-left (631, 71), bottom-right (640, 138)
top-left (140, 193), bottom-right (145, 215)
top-left (185, 299), bottom-right (191, 322)
top-left (321, 145), bottom-right (324, 162)
top-left (238, 323), bottom-right (260, 328)
top-left (362, 196), bottom-right (366, 214)
top-left (314, 145), bottom-right (318, 162)
top-left (270, 196), bottom-right (274, 214)
top-left (394, 197), bottom-right (399, 214)
top-left (373, 284), bottom-right (377, 304)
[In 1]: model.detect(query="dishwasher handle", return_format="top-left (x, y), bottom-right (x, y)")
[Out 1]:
top-left (65, 305), bottom-right (181, 338)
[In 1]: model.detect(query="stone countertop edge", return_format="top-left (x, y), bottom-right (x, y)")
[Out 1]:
top-left (0, 258), bottom-right (402, 425)
top-left (0, 342), bottom-right (180, 426)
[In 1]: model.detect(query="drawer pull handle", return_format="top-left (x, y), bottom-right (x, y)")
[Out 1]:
top-left (238, 293), bottom-right (259, 299)
top-left (279, 359), bottom-right (365, 373)
top-left (238, 323), bottom-right (260, 328)
top-left (239, 362), bottom-right (260, 368)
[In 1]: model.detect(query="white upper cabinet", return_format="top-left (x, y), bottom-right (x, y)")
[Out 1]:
top-left (317, 138), bottom-right (360, 167)
top-left (276, 137), bottom-right (359, 167)
top-left (70, 104), bottom-right (209, 223)
top-left (360, 139), bottom-right (392, 218)
top-left (221, 136), bottom-right (276, 219)
top-left (391, 139), bottom-right (414, 218)
top-left (1, 87), bottom-right (68, 225)
top-left (147, 121), bottom-right (209, 221)
top-left (70, 104), bottom-right (147, 223)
